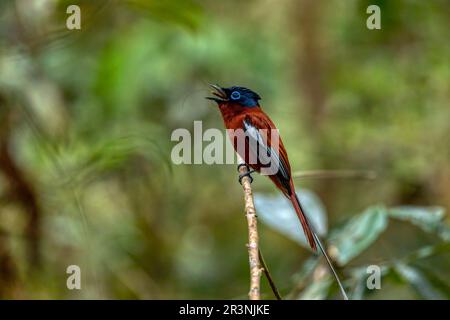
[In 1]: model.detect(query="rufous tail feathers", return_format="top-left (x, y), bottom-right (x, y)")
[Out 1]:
top-left (290, 193), bottom-right (317, 251)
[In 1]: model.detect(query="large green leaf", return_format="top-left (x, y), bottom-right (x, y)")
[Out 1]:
top-left (349, 265), bottom-right (390, 300)
top-left (394, 263), bottom-right (445, 299)
top-left (254, 190), bottom-right (327, 249)
top-left (328, 206), bottom-right (388, 265)
top-left (296, 273), bottom-right (333, 300)
top-left (288, 257), bottom-right (321, 299)
top-left (388, 206), bottom-right (450, 241)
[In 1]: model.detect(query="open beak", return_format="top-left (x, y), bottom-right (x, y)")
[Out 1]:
top-left (206, 84), bottom-right (228, 103)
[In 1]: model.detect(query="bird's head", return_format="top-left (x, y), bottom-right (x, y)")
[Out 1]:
top-left (206, 84), bottom-right (261, 108)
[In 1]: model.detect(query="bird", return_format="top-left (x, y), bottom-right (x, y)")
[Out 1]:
top-left (207, 84), bottom-right (348, 299)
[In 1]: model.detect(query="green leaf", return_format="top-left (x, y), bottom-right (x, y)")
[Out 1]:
top-left (394, 263), bottom-right (445, 299)
top-left (329, 206), bottom-right (388, 265)
top-left (349, 265), bottom-right (390, 300)
top-left (405, 243), bottom-right (450, 262)
top-left (288, 257), bottom-right (321, 299)
top-left (292, 257), bottom-right (320, 285)
top-left (388, 206), bottom-right (450, 241)
top-left (296, 272), bottom-right (333, 300)
top-left (254, 190), bottom-right (327, 249)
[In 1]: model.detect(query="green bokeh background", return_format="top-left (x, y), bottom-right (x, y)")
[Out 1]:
top-left (0, 0), bottom-right (449, 299)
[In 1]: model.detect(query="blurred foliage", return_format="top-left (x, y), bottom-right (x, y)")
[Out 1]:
top-left (0, 0), bottom-right (449, 299)
top-left (256, 192), bottom-right (450, 299)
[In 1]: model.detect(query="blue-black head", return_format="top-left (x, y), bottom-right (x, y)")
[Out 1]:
top-left (207, 84), bottom-right (261, 107)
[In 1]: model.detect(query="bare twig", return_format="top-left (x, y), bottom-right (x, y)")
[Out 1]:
top-left (293, 169), bottom-right (376, 180)
top-left (237, 157), bottom-right (261, 300)
top-left (258, 249), bottom-right (282, 300)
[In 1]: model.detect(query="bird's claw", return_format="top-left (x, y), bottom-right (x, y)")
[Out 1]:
top-left (237, 164), bottom-right (255, 185)
top-left (239, 172), bottom-right (254, 184)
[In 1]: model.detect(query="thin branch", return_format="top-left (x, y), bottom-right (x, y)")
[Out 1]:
top-left (237, 157), bottom-right (261, 300)
top-left (293, 169), bottom-right (377, 180)
top-left (258, 249), bottom-right (282, 300)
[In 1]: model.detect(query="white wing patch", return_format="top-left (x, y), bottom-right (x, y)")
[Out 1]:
top-left (243, 118), bottom-right (290, 181)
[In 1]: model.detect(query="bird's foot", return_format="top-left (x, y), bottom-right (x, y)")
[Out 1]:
top-left (237, 164), bottom-right (255, 185)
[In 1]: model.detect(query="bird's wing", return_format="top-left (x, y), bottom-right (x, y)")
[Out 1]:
top-left (243, 115), bottom-right (292, 194)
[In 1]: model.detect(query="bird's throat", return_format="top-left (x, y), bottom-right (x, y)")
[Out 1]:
top-left (218, 103), bottom-right (260, 126)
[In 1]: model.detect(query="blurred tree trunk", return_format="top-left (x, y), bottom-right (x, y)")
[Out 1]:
top-left (0, 99), bottom-right (20, 298)
top-left (0, 231), bottom-right (18, 298)
top-left (295, 0), bottom-right (327, 132)
top-left (294, 0), bottom-right (343, 222)
top-left (0, 98), bottom-right (42, 269)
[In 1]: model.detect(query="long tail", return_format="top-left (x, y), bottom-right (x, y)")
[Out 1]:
top-left (291, 193), bottom-right (349, 300)
top-left (290, 193), bottom-right (317, 251)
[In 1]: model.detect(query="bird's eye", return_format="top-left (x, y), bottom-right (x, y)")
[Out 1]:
top-left (231, 91), bottom-right (240, 100)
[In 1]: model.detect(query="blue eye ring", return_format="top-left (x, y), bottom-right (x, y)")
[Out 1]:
top-left (231, 91), bottom-right (240, 100)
